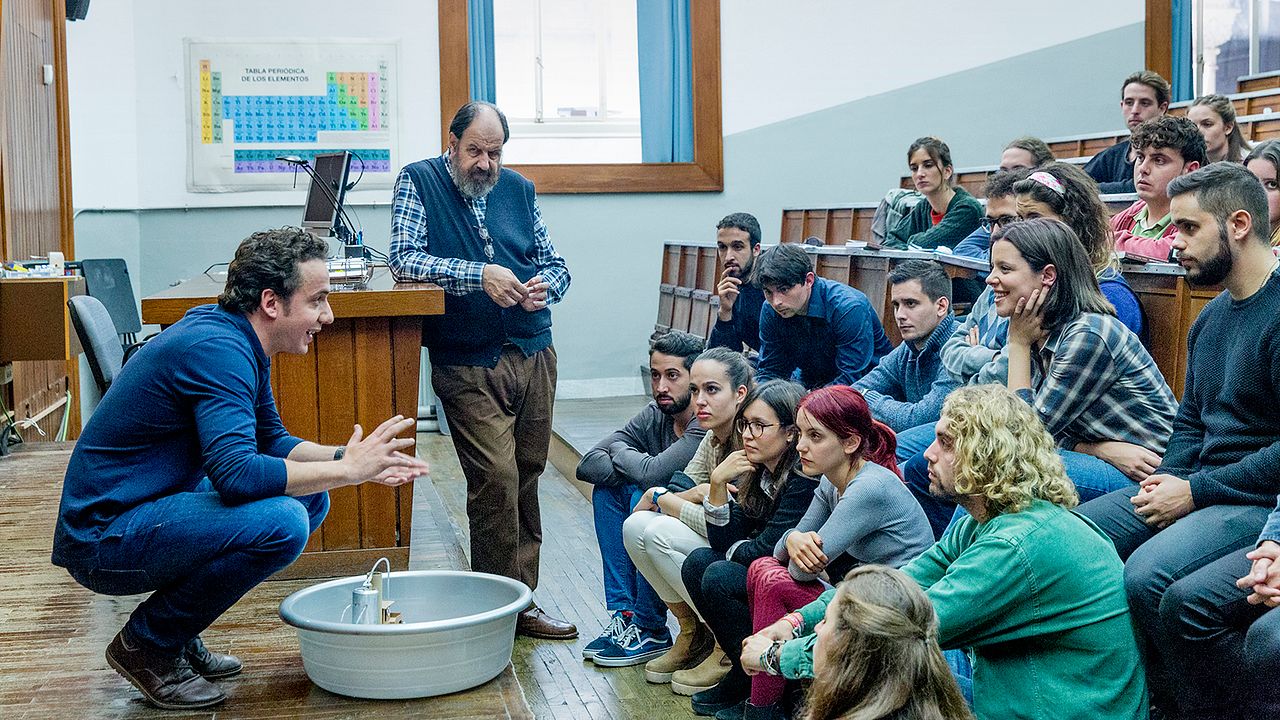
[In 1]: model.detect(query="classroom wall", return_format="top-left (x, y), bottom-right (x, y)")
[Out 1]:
top-left (66, 0), bottom-right (1145, 399)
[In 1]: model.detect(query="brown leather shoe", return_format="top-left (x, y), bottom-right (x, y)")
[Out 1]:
top-left (516, 606), bottom-right (578, 639)
top-left (106, 629), bottom-right (226, 710)
top-left (184, 636), bottom-right (242, 679)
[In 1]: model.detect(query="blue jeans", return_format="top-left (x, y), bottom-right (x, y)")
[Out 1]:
top-left (895, 422), bottom-right (937, 464)
top-left (591, 483), bottom-right (667, 629)
top-left (67, 480), bottom-right (329, 653)
top-left (945, 649), bottom-right (974, 708)
top-left (1058, 449), bottom-right (1135, 502)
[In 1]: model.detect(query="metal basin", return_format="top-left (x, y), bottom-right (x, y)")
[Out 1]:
top-left (279, 570), bottom-right (532, 699)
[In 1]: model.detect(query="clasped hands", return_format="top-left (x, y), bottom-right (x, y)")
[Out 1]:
top-left (1130, 474), bottom-right (1194, 529)
top-left (1236, 540), bottom-right (1280, 608)
top-left (482, 264), bottom-right (548, 311)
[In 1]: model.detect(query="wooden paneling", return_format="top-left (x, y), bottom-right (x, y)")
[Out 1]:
top-left (1145, 0), bottom-right (1172, 89)
top-left (1, 0), bottom-right (79, 443)
top-left (1239, 72), bottom-right (1280, 92)
top-left (437, 0), bottom-right (723, 193)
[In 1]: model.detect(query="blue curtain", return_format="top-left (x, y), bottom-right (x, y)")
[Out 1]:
top-left (1172, 0), bottom-right (1193, 102)
top-left (469, 0), bottom-right (496, 103)
top-left (637, 0), bottom-right (694, 163)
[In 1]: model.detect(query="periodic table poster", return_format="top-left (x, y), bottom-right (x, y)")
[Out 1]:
top-left (185, 39), bottom-right (400, 192)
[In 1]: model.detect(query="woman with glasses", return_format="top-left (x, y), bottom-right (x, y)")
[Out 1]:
top-left (617, 348), bottom-right (754, 686)
top-left (1011, 161), bottom-right (1146, 342)
top-left (991, 218), bottom-right (1177, 500)
top-left (716, 385), bottom-right (933, 720)
top-left (664, 380), bottom-right (819, 718)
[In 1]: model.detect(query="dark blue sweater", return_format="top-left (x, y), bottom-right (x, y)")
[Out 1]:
top-left (51, 304), bottom-right (304, 567)
top-left (757, 277), bottom-right (893, 389)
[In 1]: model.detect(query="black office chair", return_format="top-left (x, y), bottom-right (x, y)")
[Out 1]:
top-left (68, 295), bottom-right (125, 395)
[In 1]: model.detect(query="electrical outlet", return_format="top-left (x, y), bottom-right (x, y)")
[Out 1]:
top-left (0, 363), bottom-right (12, 385)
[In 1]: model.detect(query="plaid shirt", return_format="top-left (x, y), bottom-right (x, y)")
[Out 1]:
top-left (389, 152), bottom-right (569, 301)
top-left (1017, 313), bottom-right (1177, 453)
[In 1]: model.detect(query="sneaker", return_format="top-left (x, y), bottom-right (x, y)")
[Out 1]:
top-left (583, 610), bottom-right (633, 660)
top-left (592, 623), bottom-right (673, 667)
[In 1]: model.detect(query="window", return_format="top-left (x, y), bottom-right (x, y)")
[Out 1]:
top-left (493, 0), bottom-right (642, 163)
top-left (1192, 0), bottom-right (1280, 95)
top-left (437, 0), bottom-right (723, 194)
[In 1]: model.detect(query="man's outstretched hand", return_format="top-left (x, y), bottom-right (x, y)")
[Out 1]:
top-left (342, 415), bottom-right (430, 486)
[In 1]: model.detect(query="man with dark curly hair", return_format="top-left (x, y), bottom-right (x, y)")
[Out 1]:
top-left (52, 227), bottom-right (428, 711)
top-left (1110, 115), bottom-right (1206, 261)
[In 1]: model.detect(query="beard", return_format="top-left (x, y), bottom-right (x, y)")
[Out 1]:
top-left (655, 392), bottom-right (692, 416)
top-left (449, 151), bottom-right (500, 199)
top-left (1185, 223), bottom-right (1234, 287)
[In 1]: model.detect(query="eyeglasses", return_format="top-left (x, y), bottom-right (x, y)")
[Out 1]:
top-left (980, 215), bottom-right (1020, 233)
top-left (736, 418), bottom-right (778, 437)
top-left (478, 224), bottom-right (495, 261)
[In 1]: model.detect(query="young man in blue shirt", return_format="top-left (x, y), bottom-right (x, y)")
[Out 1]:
top-left (52, 228), bottom-right (429, 710)
top-left (754, 243), bottom-right (892, 389)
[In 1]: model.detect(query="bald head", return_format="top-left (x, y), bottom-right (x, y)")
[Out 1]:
top-left (448, 101), bottom-right (509, 145)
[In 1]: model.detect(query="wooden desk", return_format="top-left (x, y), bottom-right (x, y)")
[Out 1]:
top-left (0, 275), bottom-right (85, 361)
top-left (142, 268), bottom-right (444, 579)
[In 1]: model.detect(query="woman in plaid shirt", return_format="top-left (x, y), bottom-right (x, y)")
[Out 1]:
top-left (988, 218), bottom-right (1178, 501)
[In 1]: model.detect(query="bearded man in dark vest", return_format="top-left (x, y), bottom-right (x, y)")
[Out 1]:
top-left (389, 101), bottom-right (576, 639)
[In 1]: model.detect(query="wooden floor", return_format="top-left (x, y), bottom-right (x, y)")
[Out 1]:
top-left (0, 402), bottom-right (695, 720)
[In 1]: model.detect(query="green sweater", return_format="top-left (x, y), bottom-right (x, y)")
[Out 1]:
top-left (778, 500), bottom-right (1146, 720)
top-left (885, 186), bottom-right (983, 250)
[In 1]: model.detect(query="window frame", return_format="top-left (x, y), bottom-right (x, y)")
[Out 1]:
top-left (437, 0), bottom-right (723, 193)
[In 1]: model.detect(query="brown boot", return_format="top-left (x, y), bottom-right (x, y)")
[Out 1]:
top-left (643, 602), bottom-right (714, 684)
top-left (669, 644), bottom-right (730, 696)
top-left (105, 629), bottom-right (226, 710)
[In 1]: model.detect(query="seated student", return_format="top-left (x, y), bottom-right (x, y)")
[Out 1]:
top-left (754, 243), bottom-right (892, 389)
top-left (1111, 115), bottom-right (1206, 261)
top-left (749, 385), bottom-right (1149, 720)
top-left (708, 213), bottom-right (766, 353)
top-left (765, 566), bottom-right (972, 720)
top-left (1189, 94), bottom-right (1250, 164)
top-left (616, 349), bottom-right (753, 682)
top-left (1085, 70), bottom-right (1171, 194)
top-left (577, 330), bottom-right (706, 664)
top-left (50, 228), bottom-right (430, 710)
top-left (1237, 504), bottom-right (1280, 720)
top-left (1013, 163), bottom-right (1147, 340)
top-left (994, 217), bottom-right (1177, 501)
top-left (1078, 163), bottom-right (1280, 719)
top-left (952, 142), bottom-right (1051, 260)
top-left (853, 260), bottom-right (959, 434)
top-left (686, 385), bottom-right (932, 719)
top-left (885, 137), bottom-right (983, 251)
top-left (644, 382), bottom-right (813, 718)
top-left (1245, 140), bottom-right (1280, 247)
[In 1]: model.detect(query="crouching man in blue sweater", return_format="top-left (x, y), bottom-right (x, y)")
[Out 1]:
top-left (51, 228), bottom-right (429, 710)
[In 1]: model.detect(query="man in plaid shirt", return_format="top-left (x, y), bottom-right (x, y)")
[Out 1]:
top-left (390, 101), bottom-right (575, 640)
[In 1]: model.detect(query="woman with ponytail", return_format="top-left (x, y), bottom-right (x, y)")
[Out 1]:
top-left (697, 386), bottom-right (933, 719)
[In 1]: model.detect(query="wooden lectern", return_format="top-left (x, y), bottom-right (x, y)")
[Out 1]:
top-left (142, 268), bottom-right (443, 579)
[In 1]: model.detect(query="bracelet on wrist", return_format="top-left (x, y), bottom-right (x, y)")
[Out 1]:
top-left (763, 640), bottom-right (784, 676)
top-left (784, 612), bottom-right (804, 638)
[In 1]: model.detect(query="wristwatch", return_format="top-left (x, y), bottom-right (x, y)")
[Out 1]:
top-left (333, 447), bottom-right (346, 461)
top-left (649, 488), bottom-right (668, 509)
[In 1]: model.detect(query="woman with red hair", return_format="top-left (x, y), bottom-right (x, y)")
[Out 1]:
top-left (689, 386), bottom-right (934, 719)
